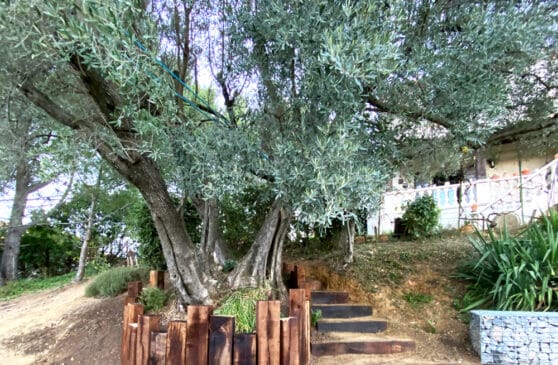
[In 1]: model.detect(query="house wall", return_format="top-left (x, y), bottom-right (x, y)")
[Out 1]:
top-left (486, 144), bottom-right (556, 179)
top-left (368, 156), bottom-right (558, 236)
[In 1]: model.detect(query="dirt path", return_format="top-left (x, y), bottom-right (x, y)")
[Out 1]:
top-left (0, 281), bottom-right (122, 365)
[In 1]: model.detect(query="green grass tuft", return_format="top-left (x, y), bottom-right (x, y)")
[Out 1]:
top-left (85, 266), bottom-right (149, 298)
top-left (0, 272), bottom-right (77, 301)
top-left (214, 288), bottom-right (269, 333)
top-left (403, 292), bottom-right (433, 308)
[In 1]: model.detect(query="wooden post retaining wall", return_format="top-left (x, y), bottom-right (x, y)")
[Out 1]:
top-left (121, 271), bottom-right (311, 365)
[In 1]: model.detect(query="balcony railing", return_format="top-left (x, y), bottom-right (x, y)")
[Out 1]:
top-left (367, 157), bottom-right (558, 235)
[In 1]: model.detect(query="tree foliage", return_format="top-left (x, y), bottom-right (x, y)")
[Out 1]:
top-left (17, 226), bottom-right (80, 277)
top-left (0, 0), bottom-right (556, 299)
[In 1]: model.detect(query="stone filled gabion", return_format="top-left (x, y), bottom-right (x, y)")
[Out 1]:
top-left (470, 310), bottom-right (558, 364)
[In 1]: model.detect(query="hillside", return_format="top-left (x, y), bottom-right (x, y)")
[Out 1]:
top-left (286, 233), bottom-right (481, 364)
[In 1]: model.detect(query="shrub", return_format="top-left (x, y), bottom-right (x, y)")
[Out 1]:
top-left (401, 195), bottom-right (440, 239)
top-left (140, 287), bottom-right (169, 312)
top-left (85, 266), bottom-right (149, 297)
top-left (458, 210), bottom-right (558, 311)
top-left (213, 288), bottom-right (269, 333)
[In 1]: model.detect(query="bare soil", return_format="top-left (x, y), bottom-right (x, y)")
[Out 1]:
top-left (0, 280), bottom-right (122, 365)
top-left (0, 234), bottom-right (481, 364)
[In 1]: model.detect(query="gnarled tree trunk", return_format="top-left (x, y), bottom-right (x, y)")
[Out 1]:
top-left (19, 75), bottom-right (212, 305)
top-left (192, 197), bottom-right (229, 271)
top-left (227, 200), bottom-right (291, 297)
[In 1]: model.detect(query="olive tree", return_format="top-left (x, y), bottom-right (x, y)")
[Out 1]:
top-left (1, 0), bottom-right (555, 303)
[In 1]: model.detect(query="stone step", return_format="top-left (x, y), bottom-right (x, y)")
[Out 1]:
top-left (310, 291), bottom-right (349, 304)
top-left (316, 317), bottom-right (388, 333)
top-left (311, 337), bottom-right (416, 356)
top-left (311, 304), bottom-right (372, 318)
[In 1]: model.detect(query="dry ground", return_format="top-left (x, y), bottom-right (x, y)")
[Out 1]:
top-left (0, 280), bottom-right (122, 365)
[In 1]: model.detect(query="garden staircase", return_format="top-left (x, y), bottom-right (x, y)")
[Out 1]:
top-left (310, 290), bottom-right (416, 358)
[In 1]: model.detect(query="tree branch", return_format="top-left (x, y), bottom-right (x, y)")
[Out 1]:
top-left (488, 115), bottom-right (558, 145)
top-left (366, 94), bottom-right (452, 130)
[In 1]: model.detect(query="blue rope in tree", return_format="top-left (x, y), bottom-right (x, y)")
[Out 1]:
top-left (129, 34), bottom-right (230, 127)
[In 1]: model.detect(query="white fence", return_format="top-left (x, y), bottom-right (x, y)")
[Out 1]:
top-left (367, 157), bottom-right (558, 235)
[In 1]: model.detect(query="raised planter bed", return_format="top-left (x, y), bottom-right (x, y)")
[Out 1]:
top-left (470, 310), bottom-right (558, 364)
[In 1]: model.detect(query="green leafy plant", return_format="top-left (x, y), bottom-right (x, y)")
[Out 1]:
top-left (85, 267), bottom-right (149, 298)
top-left (401, 195), bottom-right (440, 239)
top-left (311, 309), bottom-right (322, 328)
top-left (213, 288), bottom-right (269, 333)
top-left (140, 287), bottom-right (169, 312)
top-left (88, 255), bottom-right (112, 274)
top-left (458, 210), bottom-right (558, 311)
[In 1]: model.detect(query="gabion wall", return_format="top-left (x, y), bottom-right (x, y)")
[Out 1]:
top-left (471, 310), bottom-right (558, 364)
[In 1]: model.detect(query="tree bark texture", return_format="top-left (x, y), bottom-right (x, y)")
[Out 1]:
top-left (1, 118), bottom-right (34, 284)
top-left (0, 180), bottom-right (28, 283)
top-left (74, 167), bottom-right (102, 283)
top-left (227, 200), bottom-right (291, 296)
top-left (336, 219), bottom-right (355, 264)
top-left (19, 68), bottom-right (211, 304)
top-left (192, 197), bottom-right (229, 270)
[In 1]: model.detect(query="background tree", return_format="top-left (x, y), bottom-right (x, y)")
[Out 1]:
top-left (0, 92), bottom-right (77, 284)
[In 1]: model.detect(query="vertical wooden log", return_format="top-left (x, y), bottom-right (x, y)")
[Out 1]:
top-left (280, 317), bottom-right (299, 365)
top-left (186, 305), bottom-right (213, 365)
top-left (289, 289), bottom-right (308, 365)
top-left (128, 281), bottom-right (143, 298)
top-left (166, 320), bottom-right (188, 365)
top-left (149, 270), bottom-right (165, 289)
top-left (150, 331), bottom-right (167, 365)
top-left (303, 301), bottom-right (310, 365)
top-left (256, 300), bottom-right (281, 365)
top-left (294, 266), bottom-right (305, 289)
top-left (233, 333), bottom-right (256, 365)
top-left (209, 315), bottom-right (235, 365)
top-left (121, 303), bottom-right (144, 365)
top-left (136, 314), bottom-right (161, 365)
top-left (128, 323), bottom-right (138, 365)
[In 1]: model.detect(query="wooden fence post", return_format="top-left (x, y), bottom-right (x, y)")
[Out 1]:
top-left (166, 320), bottom-right (188, 365)
top-left (186, 305), bottom-right (213, 364)
top-left (256, 300), bottom-right (281, 365)
top-left (289, 289), bottom-right (309, 365)
top-left (209, 315), bottom-right (235, 365)
top-left (128, 323), bottom-right (138, 365)
top-left (233, 334), bottom-right (256, 365)
top-left (280, 317), bottom-right (299, 365)
top-left (121, 303), bottom-right (144, 365)
top-left (294, 266), bottom-right (305, 289)
top-left (149, 270), bottom-right (165, 289)
top-left (303, 301), bottom-right (311, 364)
top-left (136, 314), bottom-right (161, 365)
top-left (150, 331), bottom-right (167, 365)
top-left (126, 281), bottom-right (143, 305)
